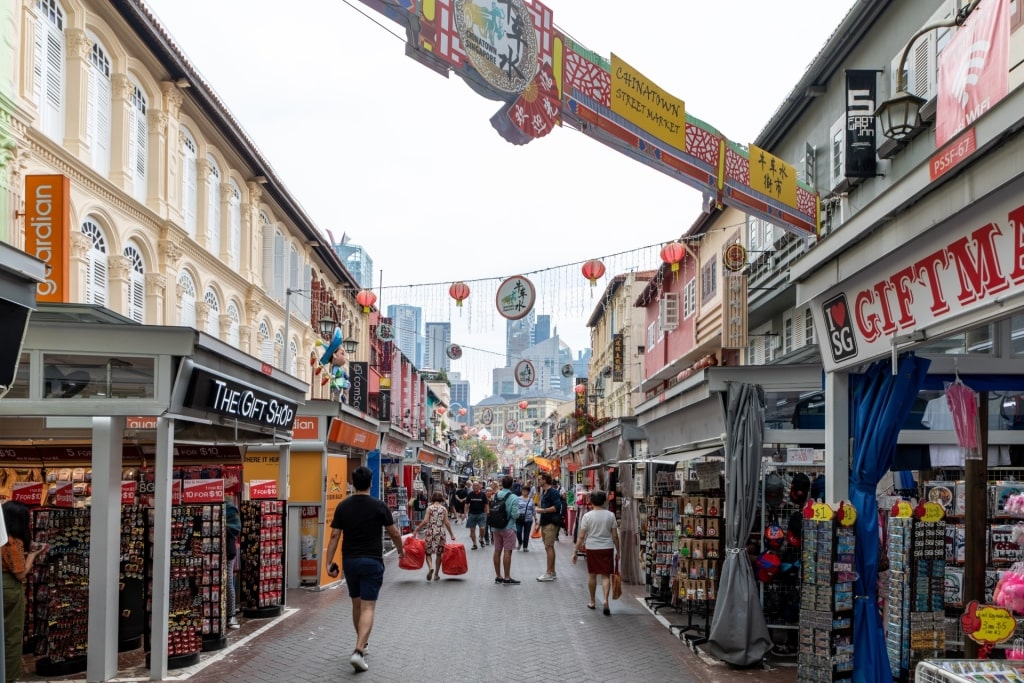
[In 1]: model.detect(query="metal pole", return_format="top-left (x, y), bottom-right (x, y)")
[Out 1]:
top-left (963, 391), bottom-right (988, 659)
top-left (281, 288), bottom-right (293, 372)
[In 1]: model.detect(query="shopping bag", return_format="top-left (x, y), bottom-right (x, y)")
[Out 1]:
top-left (530, 525), bottom-right (541, 539)
top-left (612, 558), bottom-right (622, 600)
top-left (399, 535), bottom-right (425, 570)
top-left (441, 542), bottom-right (468, 576)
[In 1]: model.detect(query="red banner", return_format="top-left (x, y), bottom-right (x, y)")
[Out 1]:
top-left (11, 482), bottom-right (45, 506)
top-left (248, 479), bottom-right (278, 500)
top-left (121, 481), bottom-right (137, 505)
top-left (182, 478), bottom-right (224, 503)
top-left (52, 482), bottom-right (75, 508)
top-left (936, 0), bottom-right (1008, 147)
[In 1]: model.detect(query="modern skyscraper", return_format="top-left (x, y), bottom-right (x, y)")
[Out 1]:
top-left (450, 372), bottom-right (471, 422)
top-left (424, 322), bottom-right (451, 371)
top-left (387, 304), bottom-right (422, 366)
top-left (534, 314), bottom-right (551, 344)
top-left (332, 239), bottom-right (374, 289)
top-left (506, 310), bottom-right (536, 365)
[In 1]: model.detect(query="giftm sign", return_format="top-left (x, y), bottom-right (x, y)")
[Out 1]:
top-left (811, 179), bottom-right (1024, 371)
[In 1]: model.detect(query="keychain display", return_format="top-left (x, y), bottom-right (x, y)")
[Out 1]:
top-left (240, 500), bottom-right (286, 618)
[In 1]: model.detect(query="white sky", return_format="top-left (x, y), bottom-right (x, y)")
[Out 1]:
top-left (143, 0), bottom-right (855, 400)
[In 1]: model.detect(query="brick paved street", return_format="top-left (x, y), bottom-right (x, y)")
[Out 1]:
top-left (20, 526), bottom-right (795, 682)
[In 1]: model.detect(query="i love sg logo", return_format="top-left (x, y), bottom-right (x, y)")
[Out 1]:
top-left (822, 294), bottom-right (858, 363)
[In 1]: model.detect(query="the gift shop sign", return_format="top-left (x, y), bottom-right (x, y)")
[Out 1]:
top-left (812, 181), bottom-right (1024, 372)
top-left (184, 367), bottom-right (298, 431)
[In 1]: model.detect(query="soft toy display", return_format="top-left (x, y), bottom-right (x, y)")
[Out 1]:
top-left (310, 328), bottom-right (350, 400)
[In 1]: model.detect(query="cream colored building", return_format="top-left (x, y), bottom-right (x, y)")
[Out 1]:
top-left (6, 0), bottom-right (361, 396)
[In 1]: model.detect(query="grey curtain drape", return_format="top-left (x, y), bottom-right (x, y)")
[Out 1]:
top-left (706, 382), bottom-right (771, 666)
top-left (617, 446), bottom-right (642, 584)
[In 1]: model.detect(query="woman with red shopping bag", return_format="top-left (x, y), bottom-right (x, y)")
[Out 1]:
top-left (413, 492), bottom-right (455, 581)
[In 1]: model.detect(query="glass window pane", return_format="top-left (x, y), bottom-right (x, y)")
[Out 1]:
top-left (6, 353), bottom-right (30, 399)
top-left (42, 353), bottom-right (155, 399)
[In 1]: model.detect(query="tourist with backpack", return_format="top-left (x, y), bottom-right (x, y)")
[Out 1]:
top-left (487, 476), bottom-right (522, 585)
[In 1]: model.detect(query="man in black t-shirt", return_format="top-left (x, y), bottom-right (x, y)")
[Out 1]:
top-left (464, 480), bottom-right (488, 549)
top-left (326, 466), bottom-right (404, 673)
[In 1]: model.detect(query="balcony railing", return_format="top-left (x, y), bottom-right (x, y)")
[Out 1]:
top-left (747, 233), bottom-right (809, 304)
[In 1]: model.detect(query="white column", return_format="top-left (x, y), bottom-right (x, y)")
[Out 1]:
top-left (149, 417), bottom-right (175, 681)
top-left (86, 416), bottom-right (124, 682)
top-left (278, 443), bottom-right (290, 501)
top-left (824, 371), bottom-right (850, 503)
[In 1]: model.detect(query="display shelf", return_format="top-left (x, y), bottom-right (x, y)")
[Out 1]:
top-left (240, 500), bottom-right (285, 618)
top-left (145, 506), bottom-right (204, 668)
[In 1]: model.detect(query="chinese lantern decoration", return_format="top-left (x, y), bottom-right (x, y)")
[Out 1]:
top-left (449, 281), bottom-right (471, 308)
top-left (574, 384), bottom-right (586, 396)
top-left (660, 241), bottom-right (686, 281)
top-left (355, 289), bottom-right (377, 314)
top-left (581, 259), bottom-right (606, 290)
top-left (458, 408), bottom-right (467, 417)
top-left (518, 400), bottom-right (528, 410)
top-left (436, 406), bottom-right (447, 416)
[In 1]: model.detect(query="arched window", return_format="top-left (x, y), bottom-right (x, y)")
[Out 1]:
top-left (272, 230), bottom-right (285, 301)
top-left (181, 128), bottom-right (198, 237)
top-left (275, 330), bottom-right (285, 367)
top-left (206, 155), bottom-right (221, 253)
top-left (258, 320), bottom-right (273, 363)
top-left (86, 38), bottom-right (111, 175)
top-left (289, 340), bottom-right (298, 376)
top-left (80, 218), bottom-right (108, 306)
top-left (177, 271), bottom-right (197, 328)
top-left (128, 81), bottom-right (147, 203)
top-left (203, 288), bottom-right (220, 336)
top-left (226, 301), bottom-right (240, 348)
top-left (123, 242), bottom-right (145, 323)
top-left (228, 181), bottom-right (241, 267)
top-left (34, 0), bottom-right (65, 141)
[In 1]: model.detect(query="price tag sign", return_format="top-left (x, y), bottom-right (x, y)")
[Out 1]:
top-left (917, 501), bottom-right (946, 523)
top-left (11, 482), bottom-right (45, 506)
top-left (811, 502), bottom-right (834, 521)
top-left (182, 479), bottom-right (222, 503)
top-left (838, 501), bottom-right (857, 527)
top-left (891, 500), bottom-right (914, 518)
top-left (248, 480), bottom-right (278, 500)
top-left (694, 462), bottom-right (721, 490)
top-left (121, 481), bottom-right (137, 505)
top-left (961, 601), bottom-right (1017, 645)
top-left (52, 482), bottom-right (75, 508)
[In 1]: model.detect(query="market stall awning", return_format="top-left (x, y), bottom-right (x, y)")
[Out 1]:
top-left (529, 456), bottom-right (554, 472)
top-left (620, 445), bottom-right (723, 466)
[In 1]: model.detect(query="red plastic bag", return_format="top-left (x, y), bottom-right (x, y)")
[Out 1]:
top-left (441, 542), bottom-right (468, 576)
top-left (399, 535), bottom-right (425, 570)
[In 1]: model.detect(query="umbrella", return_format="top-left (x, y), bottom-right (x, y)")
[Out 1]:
top-left (850, 354), bottom-right (930, 683)
top-left (707, 382), bottom-right (772, 665)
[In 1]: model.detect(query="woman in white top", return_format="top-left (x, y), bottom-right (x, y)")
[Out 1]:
top-left (571, 489), bottom-right (619, 615)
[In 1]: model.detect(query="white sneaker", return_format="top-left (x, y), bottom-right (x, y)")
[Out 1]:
top-left (350, 650), bottom-right (369, 672)
top-left (228, 617), bottom-right (240, 629)
top-left (536, 573), bottom-right (556, 582)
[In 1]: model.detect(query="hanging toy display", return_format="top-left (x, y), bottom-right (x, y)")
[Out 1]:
top-left (310, 327), bottom-right (350, 401)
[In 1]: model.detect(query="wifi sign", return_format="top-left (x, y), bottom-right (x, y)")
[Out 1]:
top-left (950, 39), bottom-right (990, 110)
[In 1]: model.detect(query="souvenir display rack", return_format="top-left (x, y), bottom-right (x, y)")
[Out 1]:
top-left (119, 504), bottom-right (147, 652)
top-left (669, 489), bottom-right (723, 646)
top-left (146, 506), bottom-right (203, 669)
top-left (31, 507), bottom-right (91, 677)
top-left (642, 490), bottom-right (677, 612)
top-left (187, 502), bottom-right (227, 651)
top-left (796, 515), bottom-right (855, 683)
top-left (240, 500), bottom-right (285, 618)
top-left (885, 515), bottom-right (945, 681)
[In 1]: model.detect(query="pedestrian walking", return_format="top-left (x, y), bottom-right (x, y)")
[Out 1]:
top-left (2, 501), bottom-right (48, 683)
top-left (515, 485), bottom-right (535, 551)
top-left (464, 481), bottom-right (488, 550)
top-left (325, 466), bottom-right (405, 673)
top-left (454, 482), bottom-right (468, 523)
top-left (224, 496), bottom-right (242, 629)
top-left (571, 490), bottom-right (619, 615)
top-left (536, 472), bottom-right (561, 581)
top-left (413, 491), bottom-right (455, 581)
top-left (488, 476), bottom-right (521, 585)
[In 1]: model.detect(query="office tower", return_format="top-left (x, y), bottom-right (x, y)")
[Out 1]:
top-left (424, 322), bottom-right (451, 371)
top-left (506, 310), bottom-right (536, 365)
top-left (387, 304), bottom-right (422, 367)
top-left (534, 315), bottom-right (551, 344)
top-left (332, 240), bottom-right (374, 289)
top-left (450, 373), bottom-right (471, 422)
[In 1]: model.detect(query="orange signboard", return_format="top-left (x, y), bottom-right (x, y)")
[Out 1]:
top-left (292, 415), bottom-right (319, 440)
top-left (327, 418), bottom-right (379, 451)
top-left (322, 455), bottom-right (348, 584)
top-left (25, 175), bottom-right (71, 302)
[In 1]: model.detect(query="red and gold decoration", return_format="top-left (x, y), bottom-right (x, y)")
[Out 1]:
top-left (660, 242), bottom-right (686, 280)
top-left (581, 259), bottom-right (606, 289)
top-left (574, 384), bottom-right (586, 396)
top-left (518, 400), bottom-right (529, 410)
top-left (449, 281), bottom-right (470, 308)
top-left (355, 289), bottom-right (377, 314)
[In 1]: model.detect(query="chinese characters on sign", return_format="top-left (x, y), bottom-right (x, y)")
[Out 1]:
top-left (495, 275), bottom-right (536, 320)
top-left (722, 274), bottom-right (748, 349)
top-left (845, 70), bottom-right (877, 179)
top-left (453, 0), bottom-right (538, 93)
top-left (612, 333), bottom-right (624, 382)
top-left (749, 145), bottom-right (797, 209)
top-left (514, 359), bottom-right (536, 388)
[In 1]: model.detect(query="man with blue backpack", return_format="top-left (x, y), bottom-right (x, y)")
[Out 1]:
top-left (487, 475), bottom-right (522, 585)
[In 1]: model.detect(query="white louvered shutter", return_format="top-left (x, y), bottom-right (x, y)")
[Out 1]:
top-left (81, 220), bottom-right (108, 306)
top-left (793, 311), bottom-right (805, 350)
top-left (125, 244), bottom-right (145, 323)
top-left (273, 231), bottom-right (284, 301)
top-left (259, 322), bottom-right (273, 363)
top-left (128, 85), bottom-right (147, 203)
top-left (182, 133), bottom-right (197, 237)
top-left (226, 303), bottom-right (240, 348)
top-left (228, 183), bottom-right (241, 267)
top-left (179, 273), bottom-right (196, 328)
top-left (35, 3), bottom-right (65, 141)
top-left (207, 157), bottom-right (220, 252)
top-left (87, 42), bottom-right (111, 176)
top-left (262, 222), bottom-right (274, 293)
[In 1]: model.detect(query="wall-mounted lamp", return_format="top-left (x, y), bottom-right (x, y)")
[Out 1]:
top-left (875, 0), bottom-right (980, 141)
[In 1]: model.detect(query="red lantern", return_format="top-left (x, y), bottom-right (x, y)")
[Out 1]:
top-left (449, 281), bottom-right (470, 307)
top-left (581, 259), bottom-right (606, 288)
top-left (355, 289), bottom-right (377, 314)
top-left (660, 242), bottom-right (686, 280)
top-left (574, 384), bottom-right (586, 396)
top-left (518, 400), bottom-right (528, 410)
top-left (458, 407), bottom-right (467, 416)
top-left (436, 406), bottom-right (447, 416)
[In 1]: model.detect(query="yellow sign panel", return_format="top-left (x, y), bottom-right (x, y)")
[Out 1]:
top-left (610, 54), bottom-right (686, 152)
top-left (749, 145), bottom-right (797, 209)
top-left (810, 503), bottom-right (834, 522)
top-left (963, 601), bottom-right (1017, 645)
top-left (919, 501), bottom-right (946, 523)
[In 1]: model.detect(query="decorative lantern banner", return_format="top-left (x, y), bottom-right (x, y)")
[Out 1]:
top-left (610, 53), bottom-right (686, 153)
top-left (356, 289), bottom-right (377, 313)
top-left (612, 333), bottom-right (624, 382)
top-left (445, 343), bottom-right (463, 360)
top-left (454, 0), bottom-right (538, 93)
top-left (845, 70), bottom-right (878, 179)
top-left (581, 259), bottom-right (606, 288)
top-left (936, 0), bottom-right (1008, 148)
top-left (449, 281), bottom-right (470, 308)
top-left (660, 242), bottom-right (686, 280)
top-left (723, 242), bottom-right (747, 272)
top-left (749, 145), bottom-right (797, 209)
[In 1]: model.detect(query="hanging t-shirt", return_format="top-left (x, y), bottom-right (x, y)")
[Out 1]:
top-left (921, 395), bottom-right (1007, 467)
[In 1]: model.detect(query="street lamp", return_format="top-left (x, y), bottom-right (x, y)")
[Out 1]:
top-left (317, 310), bottom-right (359, 355)
top-left (875, 0), bottom-right (980, 141)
